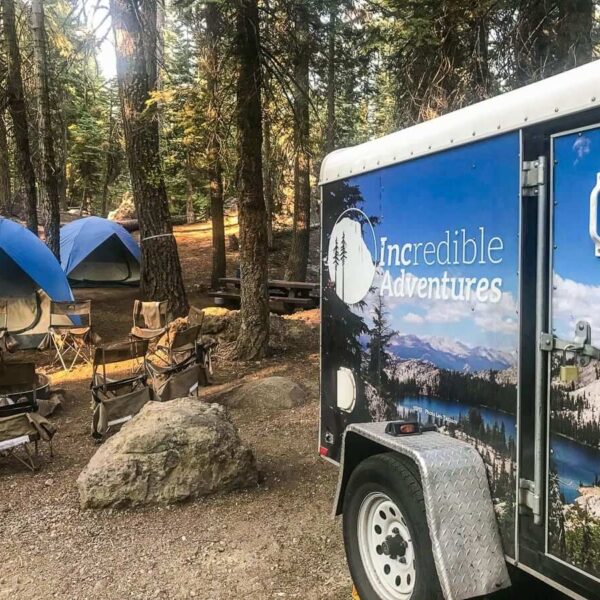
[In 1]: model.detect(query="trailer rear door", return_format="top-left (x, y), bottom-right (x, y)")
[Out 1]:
top-left (546, 125), bottom-right (600, 586)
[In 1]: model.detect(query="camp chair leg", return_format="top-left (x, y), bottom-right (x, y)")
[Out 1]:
top-left (49, 332), bottom-right (69, 371)
top-left (8, 443), bottom-right (38, 472)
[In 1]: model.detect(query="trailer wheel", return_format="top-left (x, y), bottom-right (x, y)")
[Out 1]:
top-left (343, 453), bottom-right (442, 600)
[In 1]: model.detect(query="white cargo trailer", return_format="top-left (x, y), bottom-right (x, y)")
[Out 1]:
top-left (319, 60), bottom-right (600, 600)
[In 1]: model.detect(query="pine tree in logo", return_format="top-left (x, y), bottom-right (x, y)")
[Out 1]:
top-left (340, 232), bottom-right (348, 301)
top-left (333, 236), bottom-right (340, 295)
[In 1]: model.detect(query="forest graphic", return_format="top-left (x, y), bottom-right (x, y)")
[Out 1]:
top-left (321, 176), bottom-right (599, 574)
top-left (331, 233), bottom-right (347, 300)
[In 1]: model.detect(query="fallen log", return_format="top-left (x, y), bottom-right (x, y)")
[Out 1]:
top-left (116, 215), bottom-right (190, 232)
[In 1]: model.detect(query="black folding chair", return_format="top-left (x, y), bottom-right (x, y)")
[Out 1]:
top-left (0, 362), bottom-right (48, 471)
top-left (48, 300), bottom-right (94, 371)
top-left (91, 340), bottom-right (152, 439)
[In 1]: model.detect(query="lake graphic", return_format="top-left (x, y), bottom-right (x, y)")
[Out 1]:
top-left (397, 396), bottom-right (600, 504)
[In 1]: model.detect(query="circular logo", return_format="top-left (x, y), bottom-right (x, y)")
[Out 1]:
top-left (327, 208), bottom-right (377, 304)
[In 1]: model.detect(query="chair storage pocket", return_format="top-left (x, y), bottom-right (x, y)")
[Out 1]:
top-left (0, 413), bottom-right (36, 443)
top-left (152, 362), bottom-right (206, 402)
top-left (92, 385), bottom-right (152, 436)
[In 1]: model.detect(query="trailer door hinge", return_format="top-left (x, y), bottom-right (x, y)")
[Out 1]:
top-left (519, 478), bottom-right (542, 516)
top-left (522, 159), bottom-right (546, 197)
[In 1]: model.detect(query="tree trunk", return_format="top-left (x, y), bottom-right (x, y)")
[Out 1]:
top-left (514, 0), bottom-right (553, 85)
top-left (110, 0), bottom-right (188, 318)
top-left (0, 113), bottom-right (12, 216)
top-left (325, 6), bottom-right (337, 154)
top-left (556, 0), bottom-right (594, 71)
top-left (1, 0), bottom-right (38, 234)
top-left (234, 0), bottom-right (269, 360)
top-left (101, 101), bottom-right (115, 218)
top-left (262, 0), bottom-right (274, 249)
top-left (471, 6), bottom-right (490, 101)
top-left (262, 112), bottom-right (274, 249)
top-left (101, 85), bottom-right (121, 217)
top-left (185, 156), bottom-right (196, 225)
top-left (285, 2), bottom-right (311, 282)
top-left (205, 1), bottom-right (226, 289)
top-left (31, 0), bottom-right (61, 259)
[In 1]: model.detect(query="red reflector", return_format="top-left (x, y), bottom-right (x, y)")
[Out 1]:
top-left (319, 446), bottom-right (329, 457)
top-left (399, 424), bottom-right (418, 434)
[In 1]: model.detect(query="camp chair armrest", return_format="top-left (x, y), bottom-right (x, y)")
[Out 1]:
top-left (0, 433), bottom-right (35, 452)
top-left (130, 326), bottom-right (167, 340)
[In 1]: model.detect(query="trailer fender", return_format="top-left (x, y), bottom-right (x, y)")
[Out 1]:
top-left (334, 422), bottom-right (511, 600)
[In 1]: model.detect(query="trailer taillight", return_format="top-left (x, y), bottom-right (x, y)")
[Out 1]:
top-left (319, 446), bottom-right (329, 457)
top-left (385, 421), bottom-right (436, 437)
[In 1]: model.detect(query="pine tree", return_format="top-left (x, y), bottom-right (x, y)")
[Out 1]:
top-left (110, 0), bottom-right (188, 317)
top-left (233, 0), bottom-right (270, 360)
top-left (1, 0), bottom-right (38, 234)
top-left (32, 0), bottom-right (61, 258)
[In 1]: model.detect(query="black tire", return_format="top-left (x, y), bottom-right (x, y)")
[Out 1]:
top-left (343, 452), bottom-right (443, 600)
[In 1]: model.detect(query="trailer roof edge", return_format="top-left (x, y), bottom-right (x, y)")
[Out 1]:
top-left (319, 60), bottom-right (600, 186)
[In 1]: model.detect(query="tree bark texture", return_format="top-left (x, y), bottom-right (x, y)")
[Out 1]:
top-left (205, 1), bottom-right (226, 289)
top-left (556, 0), bottom-right (594, 70)
top-left (31, 0), bottom-right (61, 259)
top-left (234, 0), bottom-right (269, 360)
top-left (514, 0), bottom-right (554, 84)
top-left (110, 0), bottom-right (188, 318)
top-left (0, 113), bottom-right (12, 216)
top-left (262, 0), bottom-right (274, 249)
top-left (285, 1), bottom-right (311, 282)
top-left (1, 0), bottom-right (38, 234)
top-left (325, 6), bottom-right (337, 154)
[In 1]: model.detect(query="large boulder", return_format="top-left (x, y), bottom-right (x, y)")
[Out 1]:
top-left (225, 376), bottom-right (307, 410)
top-left (77, 399), bottom-right (257, 509)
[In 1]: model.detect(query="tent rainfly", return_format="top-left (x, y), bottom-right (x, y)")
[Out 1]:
top-left (60, 217), bottom-right (141, 287)
top-left (0, 218), bottom-right (74, 349)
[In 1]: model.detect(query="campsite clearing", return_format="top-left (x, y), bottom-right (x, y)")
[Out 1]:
top-left (0, 223), bottom-right (354, 600)
top-left (0, 223), bottom-right (564, 599)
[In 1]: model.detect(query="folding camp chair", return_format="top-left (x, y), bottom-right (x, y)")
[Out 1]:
top-left (91, 340), bottom-right (152, 439)
top-left (0, 362), bottom-right (55, 471)
top-left (147, 323), bottom-right (214, 401)
top-left (171, 306), bottom-right (215, 383)
top-left (188, 306), bottom-right (205, 328)
top-left (187, 308), bottom-right (215, 383)
top-left (130, 300), bottom-right (168, 344)
top-left (48, 300), bottom-right (95, 371)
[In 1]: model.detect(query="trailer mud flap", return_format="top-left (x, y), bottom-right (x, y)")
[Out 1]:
top-left (334, 422), bottom-right (511, 600)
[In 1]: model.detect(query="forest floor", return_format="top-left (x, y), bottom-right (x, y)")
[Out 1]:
top-left (0, 221), bottom-right (566, 600)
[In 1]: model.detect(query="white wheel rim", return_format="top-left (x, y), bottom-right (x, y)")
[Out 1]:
top-left (357, 492), bottom-right (416, 600)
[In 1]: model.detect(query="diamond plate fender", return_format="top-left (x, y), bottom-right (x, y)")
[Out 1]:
top-left (334, 422), bottom-right (511, 600)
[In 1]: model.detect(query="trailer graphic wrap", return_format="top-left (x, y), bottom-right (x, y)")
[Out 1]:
top-left (321, 133), bottom-right (520, 556)
top-left (549, 128), bottom-right (600, 578)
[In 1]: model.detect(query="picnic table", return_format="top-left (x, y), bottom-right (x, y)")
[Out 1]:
top-left (209, 277), bottom-right (319, 314)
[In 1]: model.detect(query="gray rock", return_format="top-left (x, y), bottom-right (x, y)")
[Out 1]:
top-left (37, 393), bottom-right (63, 418)
top-left (226, 376), bottom-right (307, 410)
top-left (77, 399), bottom-right (257, 509)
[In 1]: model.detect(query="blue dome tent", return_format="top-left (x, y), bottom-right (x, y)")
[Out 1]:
top-left (0, 218), bottom-right (74, 349)
top-left (60, 217), bottom-right (141, 287)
